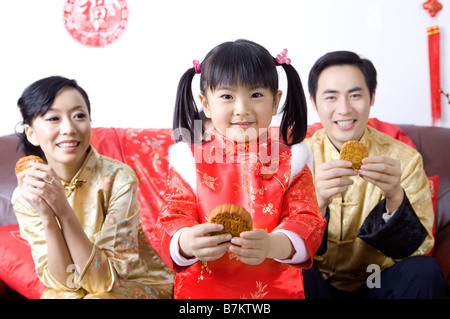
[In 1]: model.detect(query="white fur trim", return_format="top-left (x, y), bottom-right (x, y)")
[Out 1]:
top-left (289, 143), bottom-right (313, 187)
top-left (168, 142), bottom-right (197, 194)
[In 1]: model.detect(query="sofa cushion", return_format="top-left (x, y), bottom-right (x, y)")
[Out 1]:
top-left (0, 134), bottom-right (24, 226)
top-left (123, 128), bottom-right (174, 267)
top-left (429, 175), bottom-right (439, 233)
top-left (91, 127), bottom-right (174, 267)
top-left (428, 175), bottom-right (439, 256)
top-left (398, 124), bottom-right (450, 233)
top-left (0, 194), bottom-right (19, 226)
top-left (0, 224), bottom-right (46, 299)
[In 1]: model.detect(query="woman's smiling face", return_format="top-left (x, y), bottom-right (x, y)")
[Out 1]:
top-left (25, 86), bottom-right (91, 179)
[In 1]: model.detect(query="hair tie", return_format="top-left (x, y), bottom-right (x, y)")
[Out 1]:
top-left (193, 60), bottom-right (201, 74)
top-left (275, 49), bottom-right (291, 66)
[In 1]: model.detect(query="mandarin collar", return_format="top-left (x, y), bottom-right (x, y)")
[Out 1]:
top-left (209, 128), bottom-right (271, 147)
top-left (61, 146), bottom-right (98, 197)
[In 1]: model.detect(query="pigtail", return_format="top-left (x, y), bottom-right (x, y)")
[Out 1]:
top-left (279, 63), bottom-right (308, 145)
top-left (172, 67), bottom-right (203, 144)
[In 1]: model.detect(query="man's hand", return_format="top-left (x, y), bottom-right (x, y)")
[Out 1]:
top-left (358, 156), bottom-right (404, 212)
top-left (314, 160), bottom-right (357, 215)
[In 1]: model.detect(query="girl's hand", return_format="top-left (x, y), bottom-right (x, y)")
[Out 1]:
top-left (179, 223), bottom-right (232, 261)
top-left (17, 163), bottom-right (70, 222)
top-left (229, 230), bottom-right (294, 265)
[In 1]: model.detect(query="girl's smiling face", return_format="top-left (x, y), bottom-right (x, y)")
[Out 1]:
top-left (25, 86), bottom-right (91, 180)
top-left (200, 85), bottom-right (282, 143)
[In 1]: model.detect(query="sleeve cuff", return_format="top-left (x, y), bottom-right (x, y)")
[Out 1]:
top-left (382, 207), bottom-right (398, 223)
top-left (357, 194), bottom-right (428, 259)
top-left (272, 229), bottom-right (309, 264)
top-left (170, 227), bottom-right (199, 267)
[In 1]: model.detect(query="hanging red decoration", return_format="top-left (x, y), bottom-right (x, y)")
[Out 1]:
top-left (423, 0), bottom-right (443, 17)
top-left (423, 0), bottom-right (444, 125)
top-left (63, 0), bottom-right (129, 48)
top-left (427, 26), bottom-right (441, 125)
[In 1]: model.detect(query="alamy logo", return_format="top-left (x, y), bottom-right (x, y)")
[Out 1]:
top-left (172, 121), bottom-right (280, 168)
top-left (66, 263), bottom-right (81, 289)
top-left (366, 264), bottom-right (381, 289)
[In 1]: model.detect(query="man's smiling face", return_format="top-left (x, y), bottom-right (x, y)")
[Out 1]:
top-left (311, 64), bottom-right (375, 150)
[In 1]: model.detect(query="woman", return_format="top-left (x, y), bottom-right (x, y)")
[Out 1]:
top-left (12, 76), bottom-right (173, 299)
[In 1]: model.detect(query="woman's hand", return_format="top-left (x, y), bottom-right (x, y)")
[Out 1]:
top-left (179, 223), bottom-right (232, 261)
top-left (17, 162), bottom-right (70, 222)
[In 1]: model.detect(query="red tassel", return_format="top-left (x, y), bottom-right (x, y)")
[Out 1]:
top-left (427, 26), bottom-right (442, 125)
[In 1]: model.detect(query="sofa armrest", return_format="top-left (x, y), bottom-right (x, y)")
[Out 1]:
top-left (434, 222), bottom-right (450, 293)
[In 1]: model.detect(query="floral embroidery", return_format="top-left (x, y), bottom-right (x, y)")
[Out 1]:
top-left (251, 185), bottom-right (266, 196)
top-left (197, 261), bottom-right (212, 283)
top-left (232, 182), bottom-right (243, 196)
top-left (198, 170), bottom-right (219, 190)
top-left (233, 182), bottom-right (266, 198)
top-left (241, 281), bottom-right (269, 299)
top-left (261, 203), bottom-right (278, 215)
top-left (227, 250), bottom-right (240, 261)
top-left (279, 150), bottom-right (291, 162)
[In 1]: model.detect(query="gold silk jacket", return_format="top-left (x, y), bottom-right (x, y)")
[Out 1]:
top-left (304, 126), bottom-right (434, 291)
top-left (12, 147), bottom-right (173, 299)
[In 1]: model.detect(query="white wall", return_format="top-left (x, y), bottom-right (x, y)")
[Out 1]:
top-left (1, 0), bottom-right (449, 137)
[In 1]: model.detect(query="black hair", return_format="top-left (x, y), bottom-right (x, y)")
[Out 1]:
top-left (308, 51), bottom-right (377, 104)
top-left (173, 39), bottom-right (308, 145)
top-left (16, 75), bottom-right (91, 160)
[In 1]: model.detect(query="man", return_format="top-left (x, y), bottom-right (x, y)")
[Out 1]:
top-left (303, 51), bottom-right (444, 298)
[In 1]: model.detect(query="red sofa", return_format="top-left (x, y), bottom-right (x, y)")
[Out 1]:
top-left (0, 119), bottom-right (449, 298)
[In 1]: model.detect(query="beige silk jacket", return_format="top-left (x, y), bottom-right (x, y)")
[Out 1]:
top-left (12, 147), bottom-right (173, 299)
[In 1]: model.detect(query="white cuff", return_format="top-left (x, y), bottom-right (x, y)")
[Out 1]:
top-left (382, 207), bottom-right (398, 223)
top-left (272, 229), bottom-right (310, 264)
top-left (170, 227), bottom-right (199, 267)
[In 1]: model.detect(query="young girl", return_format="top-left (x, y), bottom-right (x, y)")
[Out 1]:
top-left (12, 76), bottom-right (173, 299)
top-left (156, 39), bottom-right (326, 299)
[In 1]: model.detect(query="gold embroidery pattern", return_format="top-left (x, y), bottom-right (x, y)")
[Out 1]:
top-left (261, 203), bottom-right (278, 215)
top-left (227, 250), bottom-right (239, 261)
top-left (197, 261), bottom-right (212, 283)
top-left (197, 170), bottom-right (218, 190)
top-left (241, 281), bottom-right (269, 299)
